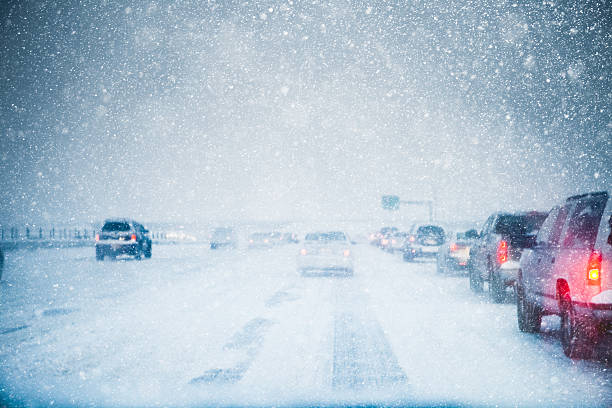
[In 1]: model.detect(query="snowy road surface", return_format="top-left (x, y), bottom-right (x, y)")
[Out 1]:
top-left (1, 244), bottom-right (611, 407)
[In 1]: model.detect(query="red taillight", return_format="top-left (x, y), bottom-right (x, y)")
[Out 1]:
top-left (131, 234), bottom-right (137, 242)
top-left (450, 243), bottom-right (458, 252)
top-left (587, 250), bottom-right (602, 285)
top-left (409, 235), bottom-right (416, 242)
top-left (497, 240), bottom-right (508, 264)
top-left (95, 233), bottom-right (100, 242)
top-left (300, 248), bottom-right (307, 256)
top-left (343, 249), bottom-right (351, 257)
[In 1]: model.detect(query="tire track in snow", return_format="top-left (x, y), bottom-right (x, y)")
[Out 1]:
top-left (331, 279), bottom-right (408, 389)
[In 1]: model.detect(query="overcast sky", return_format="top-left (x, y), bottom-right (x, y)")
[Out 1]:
top-left (1, 0), bottom-right (610, 226)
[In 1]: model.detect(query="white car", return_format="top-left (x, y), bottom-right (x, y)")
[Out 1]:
top-left (297, 231), bottom-right (354, 276)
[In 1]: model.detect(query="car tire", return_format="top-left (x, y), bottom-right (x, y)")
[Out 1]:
top-left (144, 243), bottom-right (152, 259)
top-left (469, 268), bottom-right (483, 293)
top-left (436, 259), bottom-right (445, 274)
top-left (402, 252), bottom-right (414, 262)
top-left (95, 247), bottom-right (104, 261)
top-left (489, 271), bottom-right (505, 303)
top-left (516, 283), bottom-right (541, 333)
top-left (560, 299), bottom-right (596, 359)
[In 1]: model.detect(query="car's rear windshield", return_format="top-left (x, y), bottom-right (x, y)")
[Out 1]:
top-left (416, 226), bottom-right (445, 244)
top-left (494, 214), bottom-right (546, 237)
top-left (102, 222), bottom-right (130, 232)
top-left (305, 232), bottom-right (346, 241)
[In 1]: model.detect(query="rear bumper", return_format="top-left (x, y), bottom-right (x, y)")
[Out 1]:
top-left (403, 246), bottom-right (440, 258)
top-left (96, 242), bottom-right (139, 255)
top-left (498, 261), bottom-right (520, 286)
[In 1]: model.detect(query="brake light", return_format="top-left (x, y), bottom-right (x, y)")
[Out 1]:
top-left (587, 250), bottom-right (602, 285)
top-left (130, 234), bottom-right (137, 242)
top-left (409, 235), bottom-right (416, 242)
top-left (300, 248), bottom-right (307, 256)
top-left (95, 233), bottom-right (100, 242)
top-left (450, 243), bottom-right (458, 252)
top-left (381, 239), bottom-right (389, 245)
top-left (497, 240), bottom-right (508, 264)
top-left (343, 249), bottom-right (351, 257)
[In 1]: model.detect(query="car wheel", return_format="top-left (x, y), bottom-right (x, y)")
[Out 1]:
top-left (489, 271), bottom-right (505, 303)
top-left (516, 283), bottom-right (541, 333)
top-left (560, 299), bottom-right (595, 359)
top-left (402, 252), bottom-right (413, 262)
top-left (436, 259), bottom-right (445, 274)
top-left (95, 247), bottom-right (104, 261)
top-left (469, 268), bottom-right (483, 293)
top-left (144, 243), bottom-right (152, 259)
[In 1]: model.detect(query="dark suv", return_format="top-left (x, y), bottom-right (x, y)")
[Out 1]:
top-left (469, 211), bottom-right (547, 302)
top-left (95, 219), bottom-right (152, 260)
top-left (517, 191), bottom-right (611, 359)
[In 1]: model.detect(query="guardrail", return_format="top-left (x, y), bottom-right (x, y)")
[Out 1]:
top-left (0, 225), bottom-right (173, 251)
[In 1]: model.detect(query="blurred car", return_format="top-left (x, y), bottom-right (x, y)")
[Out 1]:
top-left (517, 191), bottom-right (612, 359)
top-left (281, 232), bottom-right (299, 244)
top-left (248, 232), bottom-right (282, 248)
top-left (95, 219), bottom-right (152, 261)
top-left (436, 229), bottom-right (479, 274)
top-left (401, 224), bottom-right (446, 262)
top-left (210, 227), bottom-right (237, 249)
top-left (377, 226), bottom-right (399, 249)
top-left (469, 211), bottom-right (547, 302)
top-left (297, 231), bottom-right (354, 276)
top-left (381, 231), bottom-right (409, 253)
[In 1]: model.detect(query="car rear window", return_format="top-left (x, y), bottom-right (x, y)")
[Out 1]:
top-left (102, 222), bottom-right (131, 232)
top-left (305, 232), bottom-right (346, 241)
top-left (494, 214), bottom-right (546, 237)
top-left (416, 226), bottom-right (445, 245)
top-left (562, 194), bottom-right (608, 249)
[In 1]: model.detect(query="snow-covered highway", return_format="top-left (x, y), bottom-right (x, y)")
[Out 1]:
top-left (1, 243), bottom-right (610, 407)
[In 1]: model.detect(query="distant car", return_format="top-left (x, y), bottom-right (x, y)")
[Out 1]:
top-left (436, 229), bottom-right (479, 274)
top-left (401, 225), bottom-right (446, 262)
top-left (381, 231), bottom-right (409, 253)
top-left (469, 211), bottom-right (547, 302)
top-left (95, 219), bottom-right (152, 261)
top-left (281, 232), bottom-right (299, 244)
top-left (517, 191), bottom-right (612, 359)
top-left (248, 232), bottom-right (282, 248)
top-left (377, 226), bottom-right (399, 249)
top-left (210, 227), bottom-right (237, 249)
top-left (297, 231), bottom-right (354, 276)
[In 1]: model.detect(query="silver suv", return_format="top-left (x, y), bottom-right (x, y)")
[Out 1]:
top-left (517, 191), bottom-right (611, 358)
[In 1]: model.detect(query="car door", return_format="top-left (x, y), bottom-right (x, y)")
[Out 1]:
top-left (473, 215), bottom-right (494, 280)
top-left (537, 205), bottom-right (570, 312)
top-left (522, 206), bottom-right (559, 299)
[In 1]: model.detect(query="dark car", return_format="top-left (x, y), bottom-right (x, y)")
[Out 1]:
top-left (95, 219), bottom-right (152, 261)
top-left (402, 224), bottom-right (446, 262)
top-left (517, 191), bottom-right (612, 359)
top-left (436, 229), bottom-right (479, 274)
top-left (469, 211), bottom-right (547, 302)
